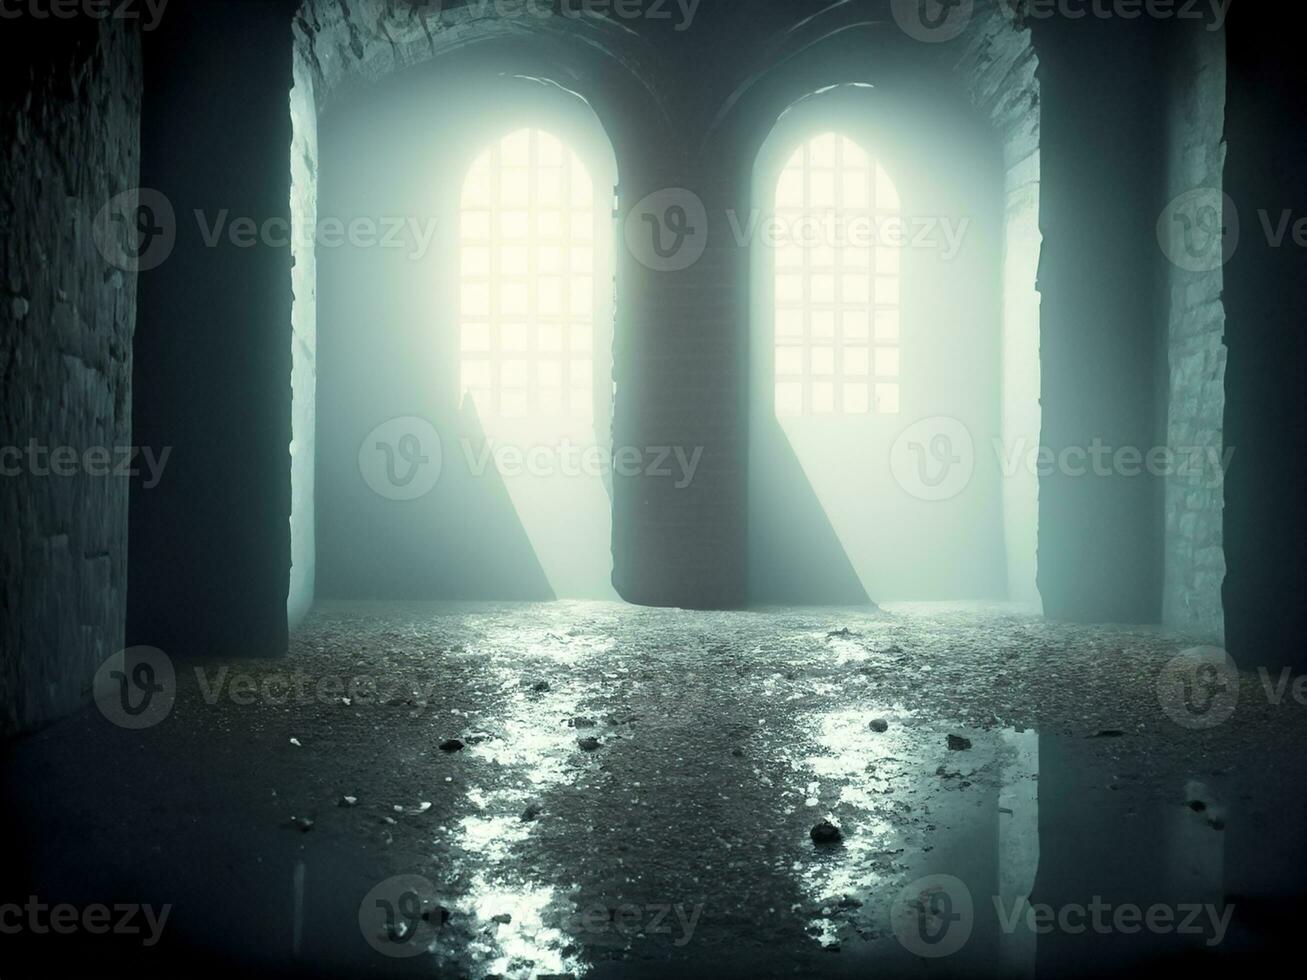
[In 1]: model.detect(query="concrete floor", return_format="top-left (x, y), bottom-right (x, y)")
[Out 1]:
top-left (3, 601), bottom-right (1304, 978)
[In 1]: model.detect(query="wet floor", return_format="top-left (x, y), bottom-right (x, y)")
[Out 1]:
top-left (3, 600), bottom-right (1304, 978)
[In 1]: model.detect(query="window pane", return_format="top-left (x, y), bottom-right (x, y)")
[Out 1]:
top-left (772, 133), bottom-right (902, 417)
top-left (458, 128), bottom-right (599, 418)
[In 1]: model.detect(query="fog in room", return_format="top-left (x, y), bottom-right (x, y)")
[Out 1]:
top-left (3, 1), bottom-right (1306, 978)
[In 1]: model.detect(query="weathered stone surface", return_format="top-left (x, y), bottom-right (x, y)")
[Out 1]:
top-left (1, 22), bottom-right (142, 738)
top-left (1162, 24), bottom-right (1226, 642)
top-left (958, 7), bottom-right (1042, 607)
top-left (288, 44), bottom-right (319, 631)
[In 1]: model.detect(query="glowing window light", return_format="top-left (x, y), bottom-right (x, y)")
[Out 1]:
top-left (774, 132), bottom-right (901, 418)
top-left (459, 129), bottom-right (595, 420)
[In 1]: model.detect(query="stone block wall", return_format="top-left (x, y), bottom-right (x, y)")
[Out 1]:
top-left (0, 20), bottom-right (142, 738)
top-left (288, 45), bottom-right (319, 630)
top-left (1162, 23), bottom-right (1226, 642)
top-left (957, 6), bottom-right (1042, 606)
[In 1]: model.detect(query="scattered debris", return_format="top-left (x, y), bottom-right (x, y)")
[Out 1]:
top-left (947, 734), bottom-right (972, 751)
top-left (869, 719), bottom-right (889, 733)
top-left (439, 739), bottom-right (465, 753)
top-left (810, 820), bottom-right (843, 845)
top-left (578, 736), bottom-right (602, 752)
top-left (423, 905), bottom-right (451, 926)
top-left (289, 737), bottom-right (302, 747)
top-left (338, 795), bottom-right (359, 807)
top-left (286, 816), bottom-right (314, 833)
top-left (569, 716), bottom-right (597, 729)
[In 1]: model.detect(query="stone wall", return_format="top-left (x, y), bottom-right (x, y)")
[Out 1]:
top-left (957, 5), bottom-right (1042, 606)
top-left (1220, 7), bottom-right (1306, 670)
top-left (0, 20), bottom-right (142, 737)
top-left (288, 46), bottom-right (319, 631)
top-left (1161, 23), bottom-right (1226, 642)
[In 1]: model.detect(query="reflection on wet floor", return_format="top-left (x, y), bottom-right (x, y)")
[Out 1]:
top-left (2, 600), bottom-right (1303, 978)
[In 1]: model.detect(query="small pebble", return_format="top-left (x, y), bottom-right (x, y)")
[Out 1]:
top-left (810, 820), bottom-right (842, 845)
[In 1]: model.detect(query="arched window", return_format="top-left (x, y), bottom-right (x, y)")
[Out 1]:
top-left (459, 128), bottom-right (595, 420)
top-left (773, 132), bottom-right (901, 417)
